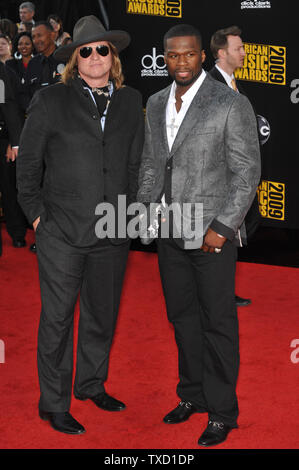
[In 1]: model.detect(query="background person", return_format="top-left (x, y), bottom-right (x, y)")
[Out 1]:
top-left (0, 60), bottom-right (26, 253)
top-left (18, 2), bottom-right (35, 26)
top-left (47, 14), bottom-right (71, 47)
top-left (0, 34), bottom-right (13, 63)
top-left (6, 31), bottom-right (35, 113)
top-left (209, 25), bottom-right (262, 307)
top-left (17, 21), bottom-right (33, 34)
top-left (0, 18), bottom-right (18, 41)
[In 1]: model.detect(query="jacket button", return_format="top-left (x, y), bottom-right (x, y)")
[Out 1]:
top-left (92, 115), bottom-right (97, 119)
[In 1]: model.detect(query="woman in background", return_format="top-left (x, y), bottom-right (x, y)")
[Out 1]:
top-left (0, 34), bottom-right (13, 63)
top-left (6, 32), bottom-right (34, 114)
top-left (47, 14), bottom-right (71, 47)
top-left (0, 19), bottom-right (18, 41)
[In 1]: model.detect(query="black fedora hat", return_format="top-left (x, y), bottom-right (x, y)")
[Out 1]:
top-left (54, 15), bottom-right (130, 62)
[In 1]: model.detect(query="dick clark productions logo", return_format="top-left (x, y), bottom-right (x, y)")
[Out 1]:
top-left (141, 47), bottom-right (168, 77)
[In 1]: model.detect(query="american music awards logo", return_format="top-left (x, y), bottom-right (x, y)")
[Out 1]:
top-left (141, 47), bottom-right (168, 77)
top-left (235, 42), bottom-right (286, 86)
top-left (127, 0), bottom-right (182, 18)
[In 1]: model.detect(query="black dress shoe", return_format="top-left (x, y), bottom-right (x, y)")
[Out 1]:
top-left (163, 401), bottom-right (198, 424)
top-left (235, 295), bottom-right (251, 307)
top-left (30, 243), bottom-right (36, 253)
top-left (76, 392), bottom-right (126, 411)
top-left (12, 238), bottom-right (26, 248)
top-left (198, 420), bottom-right (232, 446)
top-left (39, 410), bottom-right (85, 435)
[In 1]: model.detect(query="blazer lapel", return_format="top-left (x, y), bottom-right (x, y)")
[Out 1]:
top-left (72, 76), bottom-right (104, 138)
top-left (152, 85), bottom-right (171, 160)
top-left (169, 74), bottom-right (214, 157)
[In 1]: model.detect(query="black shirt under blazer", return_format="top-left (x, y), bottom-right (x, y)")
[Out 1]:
top-left (17, 77), bottom-right (144, 247)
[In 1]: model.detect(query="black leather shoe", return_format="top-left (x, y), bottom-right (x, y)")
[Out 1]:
top-left (39, 410), bottom-right (85, 435)
top-left (76, 392), bottom-right (126, 411)
top-left (235, 295), bottom-right (251, 307)
top-left (198, 420), bottom-right (232, 446)
top-left (163, 401), bottom-right (198, 424)
top-left (30, 243), bottom-right (36, 253)
top-left (12, 238), bottom-right (26, 248)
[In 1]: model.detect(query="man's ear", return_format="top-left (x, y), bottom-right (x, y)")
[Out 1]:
top-left (201, 50), bottom-right (206, 63)
top-left (218, 48), bottom-right (226, 61)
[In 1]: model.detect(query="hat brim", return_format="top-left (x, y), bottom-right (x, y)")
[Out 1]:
top-left (54, 30), bottom-right (131, 62)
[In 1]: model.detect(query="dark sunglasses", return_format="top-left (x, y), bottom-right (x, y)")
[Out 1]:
top-left (79, 45), bottom-right (110, 58)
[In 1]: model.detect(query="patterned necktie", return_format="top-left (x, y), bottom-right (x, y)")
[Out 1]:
top-left (92, 85), bottom-right (111, 117)
top-left (231, 78), bottom-right (238, 91)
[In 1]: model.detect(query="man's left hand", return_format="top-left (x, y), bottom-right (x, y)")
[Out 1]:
top-left (201, 228), bottom-right (226, 253)
top-left (6, 145), bottom-right (19, 162)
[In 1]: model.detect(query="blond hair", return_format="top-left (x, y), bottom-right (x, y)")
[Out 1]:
top-left (61, 42), bottom-right (124, 89)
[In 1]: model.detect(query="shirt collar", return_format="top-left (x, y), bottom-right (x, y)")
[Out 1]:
top-left (215, 64), bottom-right (234, 87)
top-left (169, 69), bottom-right (206, 105)
top-left (80, 77), bottom-right (114, 97)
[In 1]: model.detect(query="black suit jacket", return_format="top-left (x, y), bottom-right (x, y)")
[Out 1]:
top-left (26, 52), bottom-right (63, 100)
top-left (17, 77), bottom-right (144, 247)
top-left (6, 58), bottom-right (31, 114)
top-left (0, 62), bottom-right (23, 146)
top-left (209, 65), bottom-right (261, 240)
top-left (209, 65), bottom-right (246, 94)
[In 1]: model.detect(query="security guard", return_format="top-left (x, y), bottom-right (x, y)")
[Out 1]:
top-left (27, 21), bottom-right (65, 100)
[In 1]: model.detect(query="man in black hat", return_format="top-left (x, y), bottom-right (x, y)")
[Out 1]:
top-left (17, 16), bottom-right (144, 435)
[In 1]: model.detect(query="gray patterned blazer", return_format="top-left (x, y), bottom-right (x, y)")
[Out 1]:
top-left (137, 73), bottom-right (261, 247)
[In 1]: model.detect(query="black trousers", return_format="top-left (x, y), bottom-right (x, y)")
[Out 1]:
top-left (157, 237), bottom-right (239, 427)
top-left (36, 219), bottom-right (130, 412)
top-left (0, 139), bottom-right (27, 241)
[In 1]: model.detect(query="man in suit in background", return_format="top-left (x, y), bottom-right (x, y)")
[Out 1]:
top-left (0, 61), bottom-right (26, 255)
top-left (18, 2), bottom-right (35, 27)
top-left (138, 24), bottom-right (260, 446)
top-left (17, 16), bottom-right (144, 435)
top-left (209, 26), bottom-right (262, 307)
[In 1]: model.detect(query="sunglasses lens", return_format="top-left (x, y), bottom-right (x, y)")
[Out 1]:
top-left (96, 45), bottom-right (109, 56)
top-left (80, 47), bottom-right (92, 58)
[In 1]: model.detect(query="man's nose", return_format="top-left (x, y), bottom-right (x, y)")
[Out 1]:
top-left (90, 49), bottom-right (100, 60)
top-left (177, 54), bottom-right (187, 65)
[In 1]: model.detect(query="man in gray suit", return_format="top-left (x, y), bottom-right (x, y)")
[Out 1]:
top-left (138, 24), bottom-right (261, 446)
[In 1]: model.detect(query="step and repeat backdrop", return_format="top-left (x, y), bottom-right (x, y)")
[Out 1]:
top-left (104, 0), bottom-right (298, 230)
top-left (1, 0), bottom-right (297, 229)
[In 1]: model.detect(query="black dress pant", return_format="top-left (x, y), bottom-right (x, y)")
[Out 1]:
top-left (0, 139), bottom-right (27, 241)
top-left (36, 218), bottom-right (130, 412)
top-left (157, 237), bottom-right (239, 428)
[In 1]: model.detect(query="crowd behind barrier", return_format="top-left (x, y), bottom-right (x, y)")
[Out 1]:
top-left (0, 2), bottom-right (71, 256)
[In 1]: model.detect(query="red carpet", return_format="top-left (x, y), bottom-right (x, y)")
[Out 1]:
top-left (0, 224), bottom-right (298, 449)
